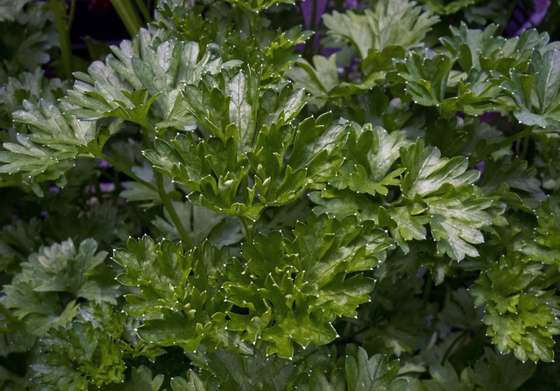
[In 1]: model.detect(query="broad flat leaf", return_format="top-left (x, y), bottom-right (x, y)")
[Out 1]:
top-left (287, 55), bottom-right (339, 106)
top-left (441, 23), bottom-right (558, 74)
top-left (323, 0), bottom-right (439, 59)
top-left (469, 348), bottom-right (535, 391)
top-left (176, 349), bottom-right (296, 391)
top-left (181, 68), bottom-right (305, 149)
top-left (224, 0), bottom-right (294, 12)
top-left (0, 303), bottom-right (34, 356)
top-left (391, 52), bottom-right (454, 106)
top-left (2, 238), bottom-right (117, 334)
top-left (471, 253), bottom-right (560, 362)
top-left (223, 215), bottom-right (392, 357)
top-left (0, 68), bottom-right (66, 127)
top-left (0, 0), bottom-right (57, 78)
top-left (113, 236), bottom-right (235, 352)
top-left (426, 189), bottom-right (493, 260)
top-left (310, 130), bottom-right (493, 260)
top-left (391, 50), bottom-right (502, 115)
top-left (0, 0), bottom-right (31, 22)
top-left (174, 345), bottom-right (409, 390)
top-left (30, 304), bottom-right (126, 389)
top-left (387, 204), bottom-right (429, 251)
top-left (503, 50), bottom-right (560, 129)
top-left (65, 28), bottom-right (222, 130)
top-left (116, 366), bottom-right (165, 391)
top-left (287, 54), bottom-right (372, 106)
top-left (516, 196), bottom-right (560, 264)
top-left (345, 346), bottom-right (407, 391)
top-left (7, 239), bottom-right (117, 301)
top-left (420, 0), bottom-right (481, 14)
top-left (400, 141), bottom-right (480, 199)
top-left (329, 124), bottom-right (409, 196)
top-left (145, 69), bottom-right (345, 220)
top-left (309, 188), bottom-right (382, 222)
top-left (0, 100), bottom-right (98, 189)
top-left (151, 199), bottom-right (243, 248)
top-left (170, 372), bottom-right (207, 391)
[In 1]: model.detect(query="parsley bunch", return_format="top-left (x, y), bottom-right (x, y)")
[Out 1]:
top-left (2, 0), bottom-right (560, 389)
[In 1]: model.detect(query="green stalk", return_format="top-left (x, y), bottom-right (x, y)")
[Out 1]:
top-left (48, 0), bottom-right (73, 79)
top-left (155, 172), bottom-right (193, 248)
top-left (133, 0), bottom-right (151, 22)
top-left (111, 0), bottom-right (144, 37)
top-left (240, 216), bottom-right (253, 241)
top-left (98, 154), bottom-right (157, 192)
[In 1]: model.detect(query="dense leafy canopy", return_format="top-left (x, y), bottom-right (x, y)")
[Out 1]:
top-left (1, 0), bottom-right (560, 389)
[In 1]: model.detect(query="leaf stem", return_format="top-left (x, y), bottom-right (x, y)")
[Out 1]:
top-left (155, 172), bottom-right (193, 247)
top-left (498, 127), bottom-right (533, 150)
top-left (240, 216), bottom-right (253, 241)
top-left (98, 153), bottom-right (157, 192)
top-left (133, 0), bottom-right (151, 22)
top-left (441, 330), bottom-right (468, 364)
top-left (111, 0), bottom-right (144, 37)
top-left (48, 0), bottom-right (73, 79)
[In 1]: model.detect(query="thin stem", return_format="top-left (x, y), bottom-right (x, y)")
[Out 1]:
top-left (69, 0), bottom-right (77, 25)
top-left (155, 172), bottom-right (193, 247)
top-left (99, 154), bottom-right (157, 192)
top-left (303, 0), bottom-right (317, 61)
top-left (48, 0), bottom-right (73, 79)
top-left (423, 272), bottom-right (433, 302)
top-left (441, 330), bottom-right (468, 365)
top-left (336, 324), bottom-right (372, 345)
top-left (240, 217), bottom-right (253, 241)
top-left (134, 0), bottom-right (151, 22)
top-left (497, 127), bottom-right (533, 150)
top-left (111, 0), bottom-right (144, 37)
top-left (521, 133), bottom-right (530, 159)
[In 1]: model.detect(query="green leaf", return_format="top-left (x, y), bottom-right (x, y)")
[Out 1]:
top-left (117, 366), bottom-right (165, 391)
top-left (0, 68), bottom-right (66, 127)
top-left (0, 99), bottom-right (99, 191)
top-left (2, 238), bottom-right (118, 334)
top-left (503, 50), bottom-right (560, 129)
top-left (0, 0), bottom-right (57, 78)
top-left (0, 303), bottom-right (34, 356)
top-left (469, 348), bottom-right (535, 391)
top-left (425, 189), bottom-right (493, 260)
top-left (177, 349), bottom-right (296, 390)
top-left (329, 124), bottom-right (409, 196)
top-left (471, 253), bottom-right (560, 362)
top-left (30, 303), bottom-right (127, 389)
top-left (223, 0), bottom-right (294, 13)
top-left (223, 215), bottom-right (393, 357)
top-left (516, 196), bottom-right (560, 265)
top-left (391, 49), bottom-right (503, 115)
top-left (440, 24), bottom-right (557, 74)
top-left (145, 69), bottom-right (345, 220)
top-left (113, 236), bottom-right (238, 352)
top-left (400, 141), bottom-right (480, 199)
top-left (323, 0), bottom-right (439, 59)
top-left (420, 0), bottom-right (481, 15)
top-left (173, 345), bottom-right (409, 390)
top-left (151, 200), bottom-right (241, 247)
top-left (309, 128), bottom-right (493, 260)
top-left (0, 0), bottom-right (32, 22)
top-left (65, 28), bottom-right (223, 130)
top-left (286, 54), bottom-right (340, 106)
top-left (170, 372), bottom-right (207, 391)
top-left (309, 188), bottom-right (382, 222)
top-left (392, 52), bottom-right (454, 106)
